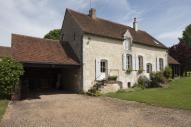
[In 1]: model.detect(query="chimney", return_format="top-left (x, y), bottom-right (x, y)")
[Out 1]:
top-left (133, 18), bottom-right (138, 31)
top-left (89, 8), bottom-right (96, 19)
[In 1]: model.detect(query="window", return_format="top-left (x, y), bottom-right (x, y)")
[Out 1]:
top-left (138, 55), bottom-right (143, 70)
top-left (100, 60), bottom-right (106, 73)
top-left (126, 54), bottom-right (132, 69)
top-left (147, 63), bottom-right (152, 73)
top-left (159, 58), bottom-right (164, 71)
top-left (124, 39), bottom-right (131, 50)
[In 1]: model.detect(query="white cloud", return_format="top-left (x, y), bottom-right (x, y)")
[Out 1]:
top-left (158, 31), bottom-right (182, 40)
top-left (0, 0), bottom-right (89, 46)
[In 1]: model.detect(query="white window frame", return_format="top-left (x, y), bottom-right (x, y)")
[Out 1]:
top-left (126, 54), bottom-right (132, 70)
top-left (147, 63), bottom-right (152, 73)
top-left (159, 58), bottom-right (164, 71)
top-left (123, 38), bottom-right (131, 50)
top-left (138, 55), bottom-right (143, 70)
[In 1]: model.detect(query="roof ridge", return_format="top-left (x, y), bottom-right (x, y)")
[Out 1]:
top-left (12, 33), bottom-right (59, 42)
top-left (67, 8), bottom-right (134, 31)
top-left (66, 9), bottom-right (84, 31)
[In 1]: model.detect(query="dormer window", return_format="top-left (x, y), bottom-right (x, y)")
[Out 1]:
top-left (124, 38), bottom-right (131, 50)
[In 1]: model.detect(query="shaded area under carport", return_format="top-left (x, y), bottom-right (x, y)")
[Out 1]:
top-left (20, 63), bottom-right (81, 99)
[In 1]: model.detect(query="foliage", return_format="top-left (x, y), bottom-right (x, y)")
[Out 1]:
top-left (137, 68), bottom-right (144, 74)
top-left (169, 42), bottom-right (191, 75)
top-left (0, 100), bottom-right (8, 121)
top-left (137, 76), bottom-right (150, 89)
top-left (0, 58), bottom-right (24, 99)
top-left (126, 67), bottom-right (132, 74)
top-left (150, 72), bottom-right (165, 87)
top-left (106, 77), bottom-right (191, 110)
top-left (163, 66), bottom-right (172, 79)
top-left (108, 76), bottom-right (117, 81)
top-left (44, 29), bottom-right (61, 40)
top-left (180, 24), bottom-right (191, 47)
top-left (87, 81), bottom-right (104, 96)
top-left (169, 24), bottom-right (191, 75)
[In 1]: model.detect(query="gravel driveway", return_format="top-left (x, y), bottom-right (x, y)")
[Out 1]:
top-left (1, 93), bottom-right (191, 127)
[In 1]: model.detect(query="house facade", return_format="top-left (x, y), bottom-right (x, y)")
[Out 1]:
top-left (61, 8), bottom-right (168, 91)
top-left (0, 8), bottom-right (180, 96)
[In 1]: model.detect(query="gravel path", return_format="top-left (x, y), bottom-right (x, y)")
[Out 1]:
top-left (1, 94), bottom-right (191, 127)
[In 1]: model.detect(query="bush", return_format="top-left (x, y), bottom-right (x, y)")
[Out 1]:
top-left (108, 76), bottom-right (117, 81)
top-left (137, 76), bottom-right (150, 89)
top-left (126, 67), bottom-right (132, 74)
top-left (0, 58), bottom-right (24, 99)
top-left (137, 68), bottom-right (144, 74)
top-left (150, 72), bottom-right (165, 87)
top-left (163, 66), bottom-right (172, 79)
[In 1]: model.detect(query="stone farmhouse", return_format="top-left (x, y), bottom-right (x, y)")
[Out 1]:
top-left (0, 8), bottom-right (180, 96)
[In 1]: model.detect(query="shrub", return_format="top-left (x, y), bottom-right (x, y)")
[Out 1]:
top-left (150, 72), bottom-right (165, 87)
top-left (137, 68), bottom-right (144, 74)
top-left (126, 67), bottom-right (132, 74)
top-left (108, 76), bottom-right (117, 81)
top-left (163, 66), bottom-right (172, 79)
top-left (137, 76), bottom-right (150, 89)
top-left (0, 58), bottom-right (24, 99)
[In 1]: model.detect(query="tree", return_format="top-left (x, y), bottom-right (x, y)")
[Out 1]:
top-left (0, 57), bottom-right (24, 99)
top-left (44, 29), bottom-right (61, 40)
top-left (169, 42), bottom-right (191, 76)
top-left (180, 24), bottom-right (191, 47)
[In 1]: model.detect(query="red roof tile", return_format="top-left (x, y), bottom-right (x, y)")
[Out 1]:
top-left (168, 55), bottom-right (180, 65)
top-left (67, 9), bottom-right (167, 49)
top-left (11, 34), bottom-right (79, 65)
top-left (0, 46), bottom-right (12, 58)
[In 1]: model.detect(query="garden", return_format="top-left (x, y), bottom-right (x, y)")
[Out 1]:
top-left (106, 67), bottom-right (191, 110)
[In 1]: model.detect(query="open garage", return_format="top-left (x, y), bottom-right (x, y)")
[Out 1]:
top-left (11, 34), bottom-right (81, 98)
top-left (21, 64), bottom-right (80, 98)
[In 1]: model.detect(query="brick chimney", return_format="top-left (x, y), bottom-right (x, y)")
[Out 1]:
top-left (133, 18), bottom-right (138, 31)
top-left (89, 8), bottom-right (96, 19)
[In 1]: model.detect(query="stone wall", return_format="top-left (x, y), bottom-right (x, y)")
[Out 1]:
top-left (82, 34), bottom-right (168, 91)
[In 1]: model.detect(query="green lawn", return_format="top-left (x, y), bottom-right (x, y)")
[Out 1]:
top-left (0, 100), bottom-right (8, 121)
top-left (106, 77), bottom-right (191, 110)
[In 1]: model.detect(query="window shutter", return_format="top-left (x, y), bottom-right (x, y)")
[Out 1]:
top-left (132, 54), bottom-right (135, 70)
top-left (155, 57), bottom-right (157, 72)
top-left (123, 41), bottom-right (126, 49)
top-left (157, 57), bottom-right (160, 71)
top-left (122, 53), bottom-right (127, 70)
top-left (136, 55), bottom-right (139, 70)
top-left (143, 57), bottom-right (146, 71)
top-left (95, 58), bottom-right (101, 80)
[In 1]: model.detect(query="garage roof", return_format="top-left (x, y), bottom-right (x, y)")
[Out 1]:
top-left (11, 34), bottom-right (79, 65)
top-left (0, 46), bottom-right (12, 58)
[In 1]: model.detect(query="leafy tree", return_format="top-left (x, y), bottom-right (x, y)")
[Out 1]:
top-left (44, 29), bottom-right (61, 40)
top-left (169, 42), bottom-right (191, 76)
top-left (180, 24), bottom-right (191, 47)
top-left (0, 58), bottom-right (24, 99)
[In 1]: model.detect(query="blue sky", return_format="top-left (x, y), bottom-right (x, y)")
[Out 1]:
top-left (0, 0), bottom-right (191, 47)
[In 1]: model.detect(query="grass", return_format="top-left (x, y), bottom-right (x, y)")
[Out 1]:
top-left (106, 77), bottom-right (191, 110)
top-left (0, 100), bottom-right (8, 121)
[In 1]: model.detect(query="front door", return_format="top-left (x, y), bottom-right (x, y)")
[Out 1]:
top-left (99, 60), bottom-right (108, 80)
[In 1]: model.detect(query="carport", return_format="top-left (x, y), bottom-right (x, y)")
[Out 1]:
top-left (21, 63), bottom-right (80, 98)
top-left (11, 34), bottom-right (81, 98)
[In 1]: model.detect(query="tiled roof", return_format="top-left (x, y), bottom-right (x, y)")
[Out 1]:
top-left (11, 34), bottom-right (79, 65)
top-left (0, 46), bottom-right (12, 58)
top-left (67, 9), bottom-right (167, 49)
top-left (168, 55), bottom-right (180, 65)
